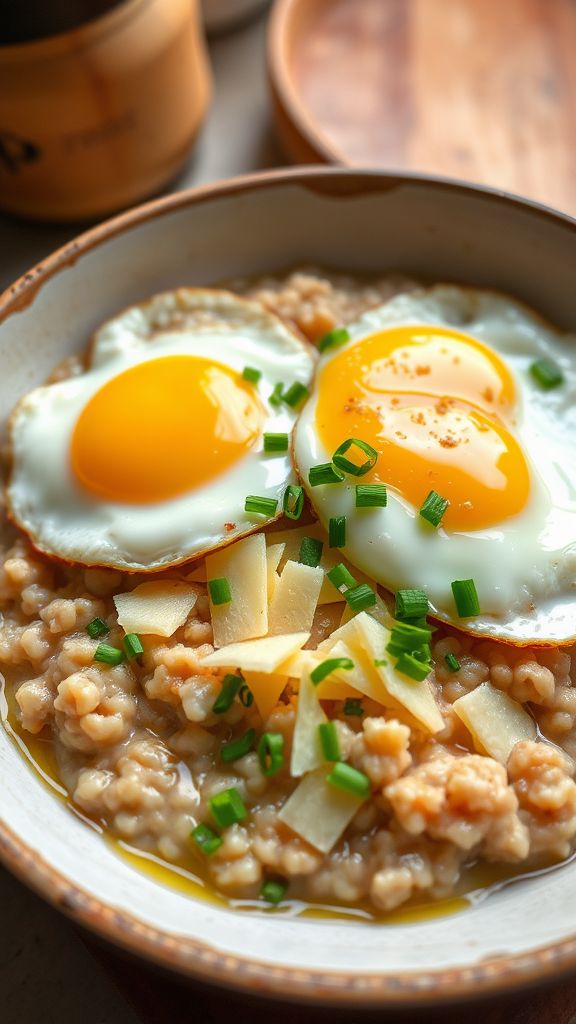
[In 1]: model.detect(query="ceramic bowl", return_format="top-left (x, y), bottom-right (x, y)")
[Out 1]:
top-left (1, 168), bottom-right (576, 1008)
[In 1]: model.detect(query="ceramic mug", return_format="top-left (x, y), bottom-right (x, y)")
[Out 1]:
top-left (0, 0), bottom-right (212, 221)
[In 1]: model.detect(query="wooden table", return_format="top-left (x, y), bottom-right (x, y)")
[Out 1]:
top-left (1, 5), bottom-right (575, 1022)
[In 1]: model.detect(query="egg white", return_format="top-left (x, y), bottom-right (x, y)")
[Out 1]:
top-left (8, 289), bottom-right (315, 571)
top-left (294, 286), bottom-right (576, 644)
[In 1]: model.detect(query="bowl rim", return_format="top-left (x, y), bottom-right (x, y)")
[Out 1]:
top-left (2, 165), bottom-right (576, 1007)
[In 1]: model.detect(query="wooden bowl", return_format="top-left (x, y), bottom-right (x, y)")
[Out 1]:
top-left (1, 168), bottom-right (576, 1008)
top-left (268, 0), bottom-right (576, 216)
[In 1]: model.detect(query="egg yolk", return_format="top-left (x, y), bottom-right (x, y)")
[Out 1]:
top-left (71, 355), bottom-right (265, 504)
top-left (316, 325), bottom-right (531, 531)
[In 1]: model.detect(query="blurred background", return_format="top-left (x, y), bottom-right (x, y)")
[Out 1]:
top-left (1, 2), bottom-right (575, 1021)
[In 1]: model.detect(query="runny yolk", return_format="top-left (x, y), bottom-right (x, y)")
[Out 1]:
top-left (315, 325), bottom-right (531, 531)
top-left (71, 355), bottom-right (265, 504)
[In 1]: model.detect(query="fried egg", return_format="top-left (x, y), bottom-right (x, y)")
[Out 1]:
top-left (7, 289), bottom-right (315, 571)
top-left (294, 287), bottom-right (576, 644)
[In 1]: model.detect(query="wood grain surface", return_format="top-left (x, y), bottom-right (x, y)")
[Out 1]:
top-left (278, 0), bottom-right (576, 215)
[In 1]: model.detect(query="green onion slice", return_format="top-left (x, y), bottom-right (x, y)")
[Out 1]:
top-left (529, 358), bottom-right (564, 390)
top-left (221, 728), bottom-right (256, 764)
top-left (395, 588), bottom-right (429, 620)
top-left (123, 632), bottom-right (144, 661)
top-left (326, 762), bottom-right (371, 799)
top-left (283, 484), bottom-right (304, 520)
top-left (258, 732), bottom-right (284, 776)
top-left (94, 643), bottom-right (124, 666)
top-left (327, 562), bottom-right (356, 591)
top-left (419, 489), bottom-right (450, 528)
top-left (308, 462), bottom-right (346, 487)
top-left (245, 495), bottom-right (279, 516)
top-left (263, 432), bottom-right (289, 453)
top-left (299, 536), bottom-right (323, 567)
top-left (445, 652), bottom-right (461, 672)
top-left (328, 515), bottom-right (346, 548)
top-left (239, 683), bottom-right (254, 707)
top-left (86, 617), bottom-right (109, 639)
top-left (451, 578), bottom-right (480, 617)
top-left (332, 438), bottom-right (378, 477)
top-left (269, 382), bottom-right (284, 407)
top-left (261, 879), bottom-right (288, 904)
top-left (209, 787), bottom-right (248, 828)
top-left (191, 823), bottom-right (222, 856)
top-left (344, 582), bottom-right (376, 613)
top-left (395, 652), bottom-right (431, 681)
top-left (208, 577), bottom-right (232, 605)
top-left (374, 658), bottom-right (388, 667)
top-left (343, 698), bottom-right (364, 717)
top-left (318, 721), bottom-right (341, 762)
top-left (212, 673), bottom-right (243, 714)
top-left (388, 622), bottom-right (432, 652)
top-left (310, 657), bottom-right (354, 685)
top-left (355, 483), bottom-right (387, 508)
top-left (318, 326), bottom-right (350, 354)
top-left (242, 366), bottom-right (261, 384)
top-left (282, 381), bottom-right (309, 409)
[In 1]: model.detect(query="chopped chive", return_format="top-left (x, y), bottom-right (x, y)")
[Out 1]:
top-left (405, 616), bottom-right (432, 631)
top-left (344, 583), bottom-right (376, 613)
top-left (283, 484), bottom-right (304, 520)
top-left (239, 683), bottom-right (254, 707)
top-left (415, 643), bottom-right (432, 663)
top-left (419, 490), bottom-right (450, 528)
top-left (263, 432), bottom-right (289, 454)
top-left (385, 641), bottom-right (405, 658)
top-left (329, 515), bottom-right (346, 548)
top-left (343, 697), bottom-right (364, 717)
top-left (332, 438), bottom-right (378, 477)
top-left (308, 462), bottom-right (346, 486)
top-left (208, 577), bottom-right (232, 605)
top-left (355, 483), bottom-right (387, 508)
top-left (374, 658), bottom-right (388, 667)
top-left (451, 578), bottom-right (480, 617)
top-left (245, 495), bottom-right (278, 516)
top-left (212, 673), bottom-right (243, 714)
top-left (318, 326), bottom-right (350, 354)
top-left (261, 878), bottom-right (288, 904)
top-left (326, 762), bottom-right (371, 799)
top-left (327, 562), bottom-right (357, 591)
top-left (299, 536), bottom-right (323, 567)
top-left (123, 632), bottom-right (144, 661)
top-left (191, 823), bottom-right (223, 856)
top-left (258, 732), bottom-right (284, 776)
top-left (282, 381), bottom-right (309, 409)
top-left (310, 657), bottom-right (354, 685)
top-left (209, 787), bottom-right (247, 828)
top-left (395, 652), bottom-right (431, 681)
top-left (395, 588), bottom-right (429, 620)
top-left (86, 617), bottom-right (109, 639)
top-left (318, 721), bottom-right (341, 761)
top-left (269, 382), bottom-right (284, 407)
top-left (242, 366), bottom-right (262, 384)
top-left (445, 652), bottom-right (461, 672)
top-left (94, 643), bottom-right (124, 666)
top-left (389, 622), bottom-right (432, 652)
top-left (529, 358), bottom-right (564, 390)
top-left (221, 728), bottom-right (256, 764)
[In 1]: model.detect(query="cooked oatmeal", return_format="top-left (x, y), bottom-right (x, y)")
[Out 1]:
top-left (2, 268), bottom-right (576, 915)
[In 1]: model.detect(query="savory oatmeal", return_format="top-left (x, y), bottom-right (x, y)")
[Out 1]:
top-left (2, 269), bottom-right (576, 915)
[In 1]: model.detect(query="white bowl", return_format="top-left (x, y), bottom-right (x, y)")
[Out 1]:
top-left (1, 168), bottom-right (576, 1008)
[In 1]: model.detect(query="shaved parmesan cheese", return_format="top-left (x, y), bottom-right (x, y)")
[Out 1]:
top-left (354, 613), bottom-right (444, 734)
top-left (114, 581), bottom-right (199, 637)
top-left (268, 560), bottom-right (323, 636)
top-left (241, 670), bottom-right (289, 722)
top-left (266, 543), bottom-right (285, 601)
top-left (329, 639), bottom-right (392, 706)
top-left (279, 768), bottom-right (365, 853)
top-left (201, 632), bottom-right (309, 673)
top-left (315, 677), bottom-right (360, 701)
top-left (206, 534), bottom-right (268, 647)
top-left (291, 664), bottom-right (327, 776)
top-left (267, 524), bottom-right (357, 605)
top-left (453, 682), bottom-right (537, 763)
top-left (317, 614), bottom-right (362, 652)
